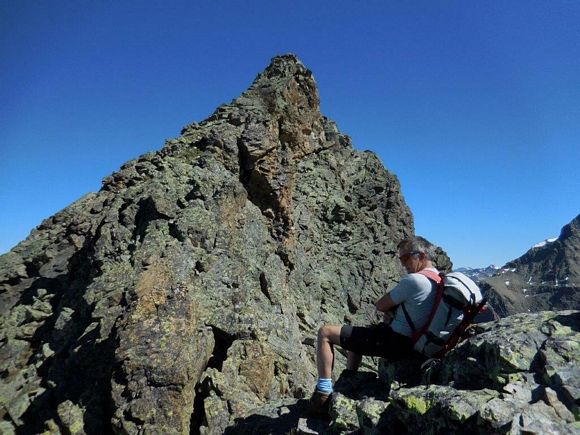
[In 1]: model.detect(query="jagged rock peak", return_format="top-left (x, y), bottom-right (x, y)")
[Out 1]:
top-left (244, 54), bottom-right (313, 91)
top-left (238, 53), bottom-right (320, 111)
top-left (0, 55), bottom-right (418, 434)
top-left (175, 54), bottom-right (335, 164)
top-left (504, 213), bottom-right (580, 274)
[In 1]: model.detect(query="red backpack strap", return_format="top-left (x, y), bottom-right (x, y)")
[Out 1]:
top-left (417, 269), bottom-right (443, 284)
top-left (410, 270), bottom-right (445, 343)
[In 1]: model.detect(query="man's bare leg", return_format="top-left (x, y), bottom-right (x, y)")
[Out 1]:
top-left (308, 325), bottom-right (343, 416)
top-left (346, 351), bottom-right (362, 371)
top-left (316, 325), bottom-right (342, 379)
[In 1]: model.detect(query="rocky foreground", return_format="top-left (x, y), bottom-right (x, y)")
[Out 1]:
top-left (0, 55), bottom-right (577, 434)
top-left (207, 311), bottom-right (579, 434)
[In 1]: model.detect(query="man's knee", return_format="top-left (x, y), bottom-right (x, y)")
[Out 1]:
top-left (318, 324), bottom-right (342, 343)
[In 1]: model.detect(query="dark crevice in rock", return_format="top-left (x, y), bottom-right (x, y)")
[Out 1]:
top-left (3, 276), bottom-right (22, 287)
top-left (347, 293), bottom-right (358, 315)
top-left (25, 255), bottom-right (49, 278)
top-left (531, 344), bottom-right (548, 385)
top-left (207, 326), bottom-right (235, 371)
top-left (238, 147), bottom-right (274, 211)
top-left (237, 140), bottom-right (292, 243)
top-left (190, 327), bottom-right (235, 435)
top-left (189, 376), bottom-right (212, 435)
top-left (132, 197), bottom-right (171, 243)
top-left (530, 384), bottom-right (547, 404)
top-left (259, 272), bottom-right (272, 303)
top-left (194, 261), bottom-right (205, 274)
top-left (184, 187), bottom-right (203, 202)
top-left (168, 221), bottom-right (185, 242)
top-left (276, 246), bottom-right (294, 271)
top-left (119, 408), bottom-right (147, 431)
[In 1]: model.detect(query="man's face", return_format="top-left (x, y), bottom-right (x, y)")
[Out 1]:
top-left (399, 249), bottom-right (423, 273)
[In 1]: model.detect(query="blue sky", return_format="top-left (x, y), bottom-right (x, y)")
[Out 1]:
top-left (1, 1), bottom-right (579, 267)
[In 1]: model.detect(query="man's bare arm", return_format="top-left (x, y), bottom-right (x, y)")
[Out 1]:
top-left (375, 293), bottom-right (397, 313)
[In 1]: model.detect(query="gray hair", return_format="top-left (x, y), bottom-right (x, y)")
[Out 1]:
top-left (397, 236), bottom-right (436, 259)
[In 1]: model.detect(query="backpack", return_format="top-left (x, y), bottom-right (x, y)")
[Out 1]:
top-left (401, 270), bottom-right (486, 358)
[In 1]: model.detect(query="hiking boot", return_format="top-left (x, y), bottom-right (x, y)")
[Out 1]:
top-left (306, 389), bottom-right (332, 418)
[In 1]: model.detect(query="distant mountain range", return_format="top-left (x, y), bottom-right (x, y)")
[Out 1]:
top-left (477, 214), bottom-right (580, 317)
top-left (454, 265), bottom-right (500, 282)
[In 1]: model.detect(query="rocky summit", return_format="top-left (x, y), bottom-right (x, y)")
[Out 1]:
top-left (0, 54), bottom-right (417, 434)
top-left (481, 214), bottom-right (580, 317)
top-left (0, 55), bottom-right (576, 435)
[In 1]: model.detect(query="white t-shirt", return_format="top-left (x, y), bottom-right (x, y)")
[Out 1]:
top-left (388, 267), bottom-right (439, 337)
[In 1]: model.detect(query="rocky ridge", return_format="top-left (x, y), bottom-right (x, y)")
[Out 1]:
top-left (482, 215), bottom-right (580, 317)
top-left (0, 54), bottom-right (435, 434)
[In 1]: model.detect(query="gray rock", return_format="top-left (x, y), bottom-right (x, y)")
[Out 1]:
top-left (0, 420), bottom-right (16, 435)
top-left (56, 400), bottom-right (85, 435)
top-left (356, 398), bottom-right (390, 435)
top-left (0, 54), bottom-right (417, 433)
top-left (328, 393), bottom-right (358, 433)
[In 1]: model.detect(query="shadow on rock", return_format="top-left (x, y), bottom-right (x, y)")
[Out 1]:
top-left (553, 311), bottom-right (580, 332)
top-left (223, 401), bottom-right (308, 435)
top-left (223, 370), bottom-right (390, 434)
top-left (333, 369), bottom-right (390, 401)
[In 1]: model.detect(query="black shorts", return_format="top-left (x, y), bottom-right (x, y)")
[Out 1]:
top-left (340, 323), bottom-right (419, 361)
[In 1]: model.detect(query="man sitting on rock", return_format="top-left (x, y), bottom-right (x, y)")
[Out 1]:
top-left (308, 236), bottom-right (440, 417)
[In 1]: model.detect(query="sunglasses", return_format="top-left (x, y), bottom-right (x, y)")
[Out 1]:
top-left (399, 251), bottom-right (421, 263)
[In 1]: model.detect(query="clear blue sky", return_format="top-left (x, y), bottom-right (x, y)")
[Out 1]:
top-left (1, 1), bottom-right (579, 267)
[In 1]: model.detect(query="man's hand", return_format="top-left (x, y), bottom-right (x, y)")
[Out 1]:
top-left (382, 310), bottom-right (395, 324)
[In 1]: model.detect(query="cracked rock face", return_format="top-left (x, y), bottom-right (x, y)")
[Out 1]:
top-left (0, 55), bottom-right (431, 434)
top-left (482, 214), bottom-right (580, 317)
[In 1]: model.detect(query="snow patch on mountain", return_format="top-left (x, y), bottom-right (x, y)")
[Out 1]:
top-left (453, 265), bottom-right (500, 283)
top-left (532, 237), bottom-right (557, 249)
